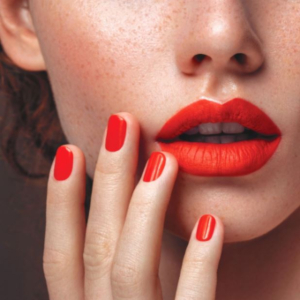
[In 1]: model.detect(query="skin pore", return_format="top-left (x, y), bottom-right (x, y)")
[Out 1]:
top-left (1, 0), bottom-right (300, 298)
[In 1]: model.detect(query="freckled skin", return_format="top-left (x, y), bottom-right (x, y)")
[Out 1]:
top-left (27, 0), bottom-right (300, 298)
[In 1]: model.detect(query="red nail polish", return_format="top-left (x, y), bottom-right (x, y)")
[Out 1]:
top-left (143, 152), bottom-right (166, 182)
top-left (105, 115), bottom-right (127, 152)
top-left (196, 214), bottom-right (216, 241)
top-left (54, 146), bottom-right (73, 181)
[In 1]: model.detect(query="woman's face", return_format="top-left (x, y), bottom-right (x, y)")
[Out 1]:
top-left (29, 0), bottom-right (300, 243)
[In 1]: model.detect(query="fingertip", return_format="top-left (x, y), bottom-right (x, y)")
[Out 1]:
top-left (212, 214), bottom-right (225, 241)
top-left (47, 144), bottom-right (87, 206)
top-left (161, 151), bottom-right (179, 173)
top-left (193, 214), bottom-right (224, 243)
top-left (113, 112), bottom-right (141, 137)
top-left (50, 144), bottom-right (86, 183)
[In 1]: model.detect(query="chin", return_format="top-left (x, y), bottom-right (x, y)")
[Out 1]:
top-left (163, 199), bottom-right (298, 244)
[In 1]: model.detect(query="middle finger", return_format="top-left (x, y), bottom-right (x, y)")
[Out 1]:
top-left (83, 112), bottom-right (140, 299)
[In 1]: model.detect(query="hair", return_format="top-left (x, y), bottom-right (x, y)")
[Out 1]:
top-left (0, 41), bottom-right (92, 298)
top-left (0, 41), bottom-right (66, 179)
top-left (0, 41), bottom-right (92, 217)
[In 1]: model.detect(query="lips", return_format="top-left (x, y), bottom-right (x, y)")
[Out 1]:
top-left (155, 98), bottom-right (282, 176)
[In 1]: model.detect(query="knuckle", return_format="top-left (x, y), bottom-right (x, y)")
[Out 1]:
top-left (83, 230), bottom-right (115, 278)
top-left (111, 260), bottom-right (142, 291)
top-left (43, 248), bottom-right (70, 282)
top-left (133, 196), bottom-right (154, 213)
top-left (183, 250), bottom-right (213, 270)
top-left (130, 195), bottom-right (158, 222)
top-left (95, 158), bottom-right (126, 180)
top-left (132, 189), bottom-right (156, 211)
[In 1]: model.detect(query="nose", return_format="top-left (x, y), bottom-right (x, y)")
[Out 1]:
top-left (175, 1), bottom-right (265, 75)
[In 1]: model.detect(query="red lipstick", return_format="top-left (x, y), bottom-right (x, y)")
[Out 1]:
top-left (155, 98), bottom-right (282, 176)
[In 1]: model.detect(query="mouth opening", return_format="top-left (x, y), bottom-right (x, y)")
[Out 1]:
top-left (157, 128), bottom-right (279, 144)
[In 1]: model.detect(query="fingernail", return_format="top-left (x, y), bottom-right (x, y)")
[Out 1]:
top-left (143, 152), bottom-right (166, 182)
top-left (54, 146), bottom-right (74, 181)
top-left (105, 114), bottom-right (127, 152)
top-left (196, 214), bottom-right (216, 241)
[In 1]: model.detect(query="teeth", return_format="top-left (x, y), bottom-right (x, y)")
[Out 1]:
top-left (202, 136), bottom-right (221, 143)
top-left (178, 132), bottom-right (252, 143)
top-left (199, 123), bottom-right (222, 135)
top-left (184, 122), bottom-right (246, 135)
top-left (222, 122), bottom-right (244, 134)
top-left (202, 135), bottom-right (237, 144)
top-left (220, 135), bottom-right (237, 144)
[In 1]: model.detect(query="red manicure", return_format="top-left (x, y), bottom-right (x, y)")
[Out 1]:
top-left (143, 152), bottom-right (166, 182)
top-left (105, 115), bottom-right (127, 152)
top-left (54, 146), bottom-right (73, 181)
top-left (196, 215), bottom-right (216, 241)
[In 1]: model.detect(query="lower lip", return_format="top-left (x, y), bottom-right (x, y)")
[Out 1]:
top-left (157, 137), bottom-right (282, 176)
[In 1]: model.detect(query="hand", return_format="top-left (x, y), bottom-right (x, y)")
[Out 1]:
top-left (43, 112), bottom-right (225, 300)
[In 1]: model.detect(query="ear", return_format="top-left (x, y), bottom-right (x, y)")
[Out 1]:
top-left (0, 0), bottom-right (46, 71)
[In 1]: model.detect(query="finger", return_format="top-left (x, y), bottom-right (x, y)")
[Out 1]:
top-left (175, 214), bottom-right (224, 300)
top-left (83, 113), bottom-right (140, 299)
top-left (111, 151), bottom-right (178, 300)
top-left (43, 145), bottom-right (86, 300)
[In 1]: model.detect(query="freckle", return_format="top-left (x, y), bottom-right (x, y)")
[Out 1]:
top-left (84, 104), bottom-right (91, 112)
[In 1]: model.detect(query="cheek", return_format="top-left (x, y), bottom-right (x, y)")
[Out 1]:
top-left (34, 3), bottom-right (166, 122)
top-left (32, 1), bottom-right (178, 174)
top-left (34, 0), bottom-right (174, 103)
top-left (29, 3), bottom-right (191, 190)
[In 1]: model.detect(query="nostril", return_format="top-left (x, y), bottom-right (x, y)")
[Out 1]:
top-left (234, 53), bottom-right (247, 65)
top-left (193, 54), bottom-right (206, 63)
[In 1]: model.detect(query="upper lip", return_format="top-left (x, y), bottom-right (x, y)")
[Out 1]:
top-left (155, 98), bottom-right (282, 141)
